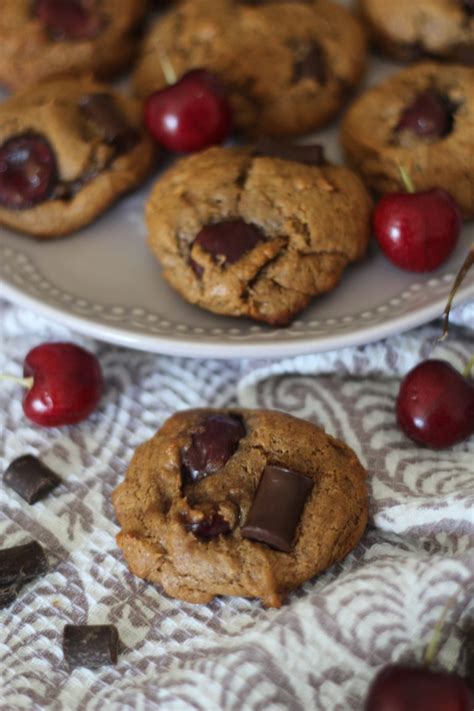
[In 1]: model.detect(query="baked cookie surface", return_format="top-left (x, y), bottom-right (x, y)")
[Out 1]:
top-left (146, 146), bottom-right (372, 325)
top-left (341, 62), bottom-right (474, 217)
top-left (113, 408), bottom-right (368, 608)
top-left (0, 0), bottom-right (147, 91)
top-left (134, 0), bottom-right (367, 137)
top-left (359, 0), bottom-right (474, 63)
top-left (0, 76), bottom-right (155, 238)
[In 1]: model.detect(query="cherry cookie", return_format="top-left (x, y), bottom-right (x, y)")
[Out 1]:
top-left (0, 76), bottom-right (155, 237)
top-left (113, 408), bottom-right (368, 607)
top-left (341, 62), bottom-right (474, 217)
top-left (134, 0), bottom-right (367, 137)
top-left (0, 0), bottom-right (147, 91)
top-left (146, 145), bottom-right (372, 325)
top-left (359, 0), bottom-right (474, 64)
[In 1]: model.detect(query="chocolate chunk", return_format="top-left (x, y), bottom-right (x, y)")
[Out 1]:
top-left (451, 43), bottom-right (474, 65)
top-left (3, 455), bottom-right (62, 504)
top-left (182, 510), bottom-right (231, 539)
top-left (396, 91), bottom-right (454, 138)
top-left (181, 414), bottom-right (246, 484)
top-left (35, 0), bottom-right (105, 42)
top-left (242, 465), bottom-right (314, 552)
top-left (0, 541), bottom-right (48, 587)
top-left (0, 582), bottom-right (20, 609)
top-left (252, 138), bottom-right (325, 166)
top-left (193, 220), bottom-right (263, 266)
top-left (0, 134), bottom-right (58, 210)
top-left (79, 93), bottom-right (139, 152)
top-left (63, 624), bottom-right (120, 669)
top-left (463, 0), bottom-right (474, 16)
top-left (293, 42), bottom-right (327, 84)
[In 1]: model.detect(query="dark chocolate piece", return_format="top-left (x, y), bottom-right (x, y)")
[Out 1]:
top-left (79, 93), bottom-right (139, 152)
top-left (0, 541), bottom-right (48, 586)
top-left (3, 454), bottom-right (62, 504)
top-left (181, 414), bottom-right (246, 484)
top-left (242, 465), bottom-right (314, 552)
top-left (63, 625), bottom-right (120, 669)
top-left (193, 221), bottom-right (263, 266)
top-left (293, 42), bottom-right (327, 84)
top-left (252, 139), bottom-right (325, 166)
top-left (182, 510), bottom-right (231, 539)
top-left (451, 43), bottom-right (474, 65)
top-left (0, 582), bottom-right (20, 609)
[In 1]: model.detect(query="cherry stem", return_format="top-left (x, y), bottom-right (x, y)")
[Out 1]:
top-left (399, 165), bottom-right (416, 194)
top-left (0, 373), bottom-right (34, 389)
top-left (423, 597), bottom-right (455, 667)
top-left (440, 243), bottom-right (474, 341)
top-left (159, 52), bottom-right (177, 86)
top-left (463, 353), bottom-right (474, 379)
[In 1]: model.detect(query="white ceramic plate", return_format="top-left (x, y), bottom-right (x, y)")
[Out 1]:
top-left (0, 52), bottom-right (473, 359)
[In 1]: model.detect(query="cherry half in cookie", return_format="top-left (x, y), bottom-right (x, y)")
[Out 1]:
top-left (0, 134), bottom-right (57, 210)
top-left (35, 0), bottom-right (105, 41)
top-left (181, 414), bottom-right (246, 484)
top-left (181, 510), bottom-right (231, 539)
top-left (365, 664), bottom-right (473, 711)
top-left (144, 69), bottom-right (232, 153)
top-left (397, 91), bottom-right (454, 139)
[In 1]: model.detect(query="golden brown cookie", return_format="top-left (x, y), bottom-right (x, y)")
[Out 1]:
top-left (0, 76), bottom-right (156, 238)
top-left (113, 408), bottom-right (369, 608)
top-left (341, 62), bottom-right (474, 217)
top-left (134, 0), bottom-right (367, 137)
top-left (145, 145), bottom-right (372, 325)
top-left (0, 0), bottom-right (147, 91)
top-left (359, 0), bottom-right (474, 64)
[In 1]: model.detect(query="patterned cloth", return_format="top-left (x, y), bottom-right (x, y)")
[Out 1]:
top-left (1, 297), bottom-right (473, 710)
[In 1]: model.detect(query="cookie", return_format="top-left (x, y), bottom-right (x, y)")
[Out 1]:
top-left (359, 0), bottom-right (474, 64)
top-left (0, 0), bottom-right (147, 91)
top-left (341, 62), bottom-right (474, 217)
top-left (134, 0), bottom-right (367, 137)
top-left (0, 76), bottom-right (156, 238)
top-left (113, 408), bottom-right (368, 607)
top-left (145, 145), bottom-right (372, 325)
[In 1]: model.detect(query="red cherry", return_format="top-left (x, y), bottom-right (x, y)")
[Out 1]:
top-left (0, 134), bottom-right (57, 210)
top-left (374, 188), bottom-right (461, 272)
top-left (21, 343), bottom-right (104, 427)
top-left (35, 0), bottom-right (104, 41)
top-left (365, 664), bottom-right (473, 711)
top-left (144, 69), bottom-right (232, 153)
top-left (396, 359), bottom-right (474, 448)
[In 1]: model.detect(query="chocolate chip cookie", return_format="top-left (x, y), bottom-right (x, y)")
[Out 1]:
top-left (113, 408), bottom-right (368, 608)
top-left (359, 0), bottom-right (474, 64)
top-left (134, 0), bottom-right (367, 137)
top-left (341, 62), bottom-right (474, 217)
top-left (146, 145), bottom-right (372, 325)
top-left (0, 0), bottom-right (147, 91)
top-left (0, 76), bottom-right (155, 238)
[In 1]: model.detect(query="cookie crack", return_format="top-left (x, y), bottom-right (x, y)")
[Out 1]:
top-left (241, 238), bottom-right (288, 302)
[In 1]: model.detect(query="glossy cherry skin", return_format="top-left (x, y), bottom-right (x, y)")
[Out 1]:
top-left (144, 69), bottom-right (232, 153)
top-left (365, 664), bottom-right (473, 711)
top-left (374, 188), bottom-right (461, 272)
top-left (396, 360), bottom-right (474, 448)
top-left (23, 343), bottom-right (104, 427)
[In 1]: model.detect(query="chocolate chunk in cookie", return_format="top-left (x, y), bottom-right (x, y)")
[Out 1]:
top-left (146, 146), bottom-right (371, 325)
top-left (113, 408), bottom-right (368, 607)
